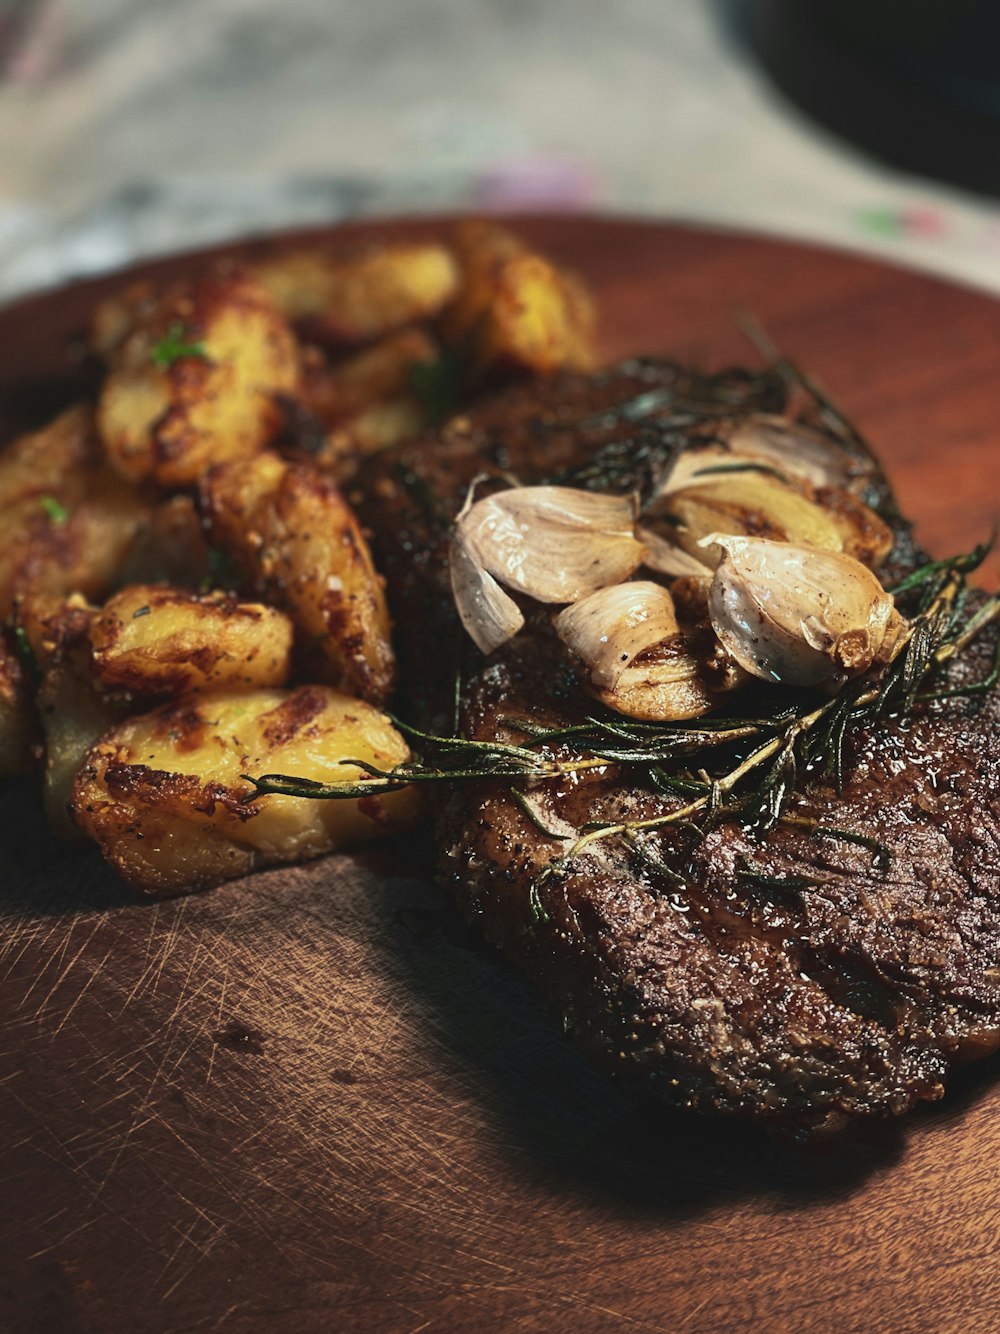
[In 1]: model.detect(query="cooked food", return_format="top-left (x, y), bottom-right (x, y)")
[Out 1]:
top-left (72, 686), bottom-right (421, 894)
top-left (199, 451), bottom-right (395, 703)
top-left (707, 537), bottom-right (898, 687)
top-left (97, 268), bottom-right (299, 487)
top-left (22, 595), bottom-right (131, 838)
top-left (0, 405), bottom-right (147, 616)
top-left (4, 220), bottom-right (996, 1135)
top-left (297, 328), bottom-right (438, 471)
top-left (118, 494), bottom-right (214, 588)
top-left (0, 630), bottom-right (35, 776)
top-left (441, 220), bottom-right (596, 378)
top-left (253, 241), bottom-right (460, 342)
top-left (0, 220), bottom-right (594, 885)
top-left (346, 361), bottom-right (999, 1130)
top-left (554, 581), bottom-right (728, 720)
top-left (90, 584), bottom-right (295, 695)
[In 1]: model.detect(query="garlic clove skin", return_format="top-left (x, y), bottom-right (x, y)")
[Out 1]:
top-left (707, 535), bottom-right (895, 688)
top-left (457, 485), bottom-right (645, 605)
top-left (726, 416), bottom-right (875, 494)
top-left (555, 580), bottom-right (680, 690)
top-left (656, 474), bottom-right (848, 568)
top-left (637, 524), bottom-right (714, 578)
top-left (590, 654), bottom-right (718, 722)
top-left (555, 580), bottom-right (720, 721)
top-left (656, 416), bottom-right (876, 499)
top-left (651, 445), bottom-right (892, 571)
top-left (449, 527), bottom-right (524, 654)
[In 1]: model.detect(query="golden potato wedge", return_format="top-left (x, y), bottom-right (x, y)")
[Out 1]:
top-left (295, 329), bottom-right (437, 472)
top-left (89, 279), bottom-right (157, 357)
top-left (90, 584), bottom-right (294, 695)
top-left (442, 220), bottom-right (596, 379)
top-left (20, 597), bottom-right (130, 838)
top-left (118, 494), bottom-right (216, 589)
top-left (97, 268), bottom-right (300, 487)
top-left (200, 453), bottom-right (395, 703)
top-left (253, 242), bottom-right (459, 342)
top-left (301, 328), bottom-right (438, 420)
top-left (72, 686), bottom-right (421, 895)
top-left (0, 405), bottom-right (147, 617)
top-left (0, 629), bottom-right (37, 777)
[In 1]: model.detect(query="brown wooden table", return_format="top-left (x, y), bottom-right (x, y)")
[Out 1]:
top-left (1, 218), bottom-right (999, 1334)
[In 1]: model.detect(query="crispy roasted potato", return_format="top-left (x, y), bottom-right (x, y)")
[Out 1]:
top-left (98, 268), bottom-right (299, 487)
top-left (200, 453), bottom-right (395, 702)
top-left (296, 329), bottom-right (437, 470)
top-left (0, 405), bottom-right (147, 617)
top-left (18, 596), bottom-right (129, 838)
top-left (118, 494), bottom-right (216, 589)
top-left (253, 242), bottom-right (459, 343)
top-left (89, 280), bottom-right (157, 357)
top-left (72, 686), bottom-right (421, 895)
top-left (0, 630), bottom-right (37, 777)
top-left (301, 328), bottom-right (436, 417)
top-left (90, 584), bottom-right (294, 695)
top-left (442, 220), bottom-right (596, 379)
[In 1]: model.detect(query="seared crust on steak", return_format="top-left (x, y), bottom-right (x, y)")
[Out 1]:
top-left (361, 361), bottom-right (1000, 1129)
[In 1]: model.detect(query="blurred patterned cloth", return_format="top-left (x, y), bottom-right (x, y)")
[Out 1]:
top-left (0, 0), bottom-right (997, 302)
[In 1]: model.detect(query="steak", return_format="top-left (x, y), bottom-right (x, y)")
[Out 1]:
top-left (361, 360), bottom-right (1000, 1130)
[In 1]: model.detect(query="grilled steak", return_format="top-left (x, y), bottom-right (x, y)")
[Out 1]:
top-left (361, 360), bottom-right (1000, 1130)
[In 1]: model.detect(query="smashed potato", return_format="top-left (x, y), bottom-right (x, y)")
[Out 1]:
top-left (254, 241), bottom-right (459, 342)
top-left (21, 597), bottom-right (129, 838)
top-left (90, 584), bottom-right (294, 695)
top-left (0, 220), bottom-right (603, 894)
top-left (0, 405), bottom-right (147, 617)
top-left (0, 631), bottom-right (36, 777)
top-left (72, 686), bottom-right (421, 895)
top-left (200, 452), bottom-right (395, 702)
top-left (89, 279), bottom-right (157, 357)
top-left (119, 495), bottom-right (215, 589)
top-left (442, 220), bottom-right (596, 379)
top-left (98, 268), bottom-right (299, 487)
top-left (297, 329), bottom-right (437, 470)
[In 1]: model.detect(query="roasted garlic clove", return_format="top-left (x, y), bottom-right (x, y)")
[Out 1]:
top-left (638, 524), bottom-right (715, 578)
top-left (457, 485), bottom-right (645, 605)
top-left (725, 415), bottom-right (876, 494)
top-left (654, 467), bottom-right (892, 570)
top-left (449, 526), bottom-right (525, 654)
top-left (660, 474), bottom-right (847, 566)
top-left (451, 484), bottom-right (647, 652)
top-left (555, 580), bottom-right (719, 720)
top-left (555, 581), bottom-right (680, 689)
top-left (590, 651), bottom-right (720, 722)
top-left (657, 416), bottom-right (876, 498)
top-left (707, 535), bottom-right (895, 688)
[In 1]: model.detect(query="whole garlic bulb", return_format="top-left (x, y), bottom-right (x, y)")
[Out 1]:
top-left (706, 535), bottom-right (895, 688)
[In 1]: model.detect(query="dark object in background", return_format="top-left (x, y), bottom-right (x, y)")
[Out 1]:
top-left (754, 1), bottom-right (1000, 197)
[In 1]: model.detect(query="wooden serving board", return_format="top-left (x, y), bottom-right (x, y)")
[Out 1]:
top-left (1, 218), bottom-right (998, 1334)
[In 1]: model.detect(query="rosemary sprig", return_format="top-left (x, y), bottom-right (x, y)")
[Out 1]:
top-left (534, 560), bottom-right (998, 884)
top-left (736, 855), bottom-right (821, 894)
top-left (243, 545), bottom-right (998, 904)
top-left (409, 351), bottom-right (461, 423)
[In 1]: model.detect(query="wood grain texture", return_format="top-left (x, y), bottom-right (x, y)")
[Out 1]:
top-left (1, 217), bottom-right (998, 1334)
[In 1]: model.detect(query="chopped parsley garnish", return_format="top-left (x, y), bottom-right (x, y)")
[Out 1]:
top-left (39, 495), bottom-right (69, 525)
top-left (150, 322), bottom-right (208, 369)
